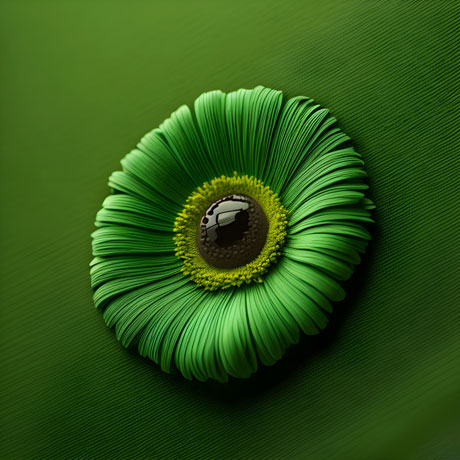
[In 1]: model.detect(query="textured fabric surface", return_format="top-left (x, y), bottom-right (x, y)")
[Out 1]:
top-left (1, 1), bottom-right (459, 459)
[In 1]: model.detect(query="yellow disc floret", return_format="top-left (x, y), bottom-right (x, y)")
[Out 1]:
top-left (173, 173), bottom-right (288, 290)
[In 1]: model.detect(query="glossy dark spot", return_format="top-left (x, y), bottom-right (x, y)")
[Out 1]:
top-left (197, 194), bottom-right (268, 269)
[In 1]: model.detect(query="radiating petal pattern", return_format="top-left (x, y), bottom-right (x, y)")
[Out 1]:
top-left (91, 86), bottom-right (374, 381)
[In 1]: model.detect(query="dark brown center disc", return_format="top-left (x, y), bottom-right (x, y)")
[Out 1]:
top-left (197, 194), bottom-right (269, 269)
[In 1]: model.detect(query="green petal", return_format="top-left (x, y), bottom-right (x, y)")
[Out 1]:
top-left (193, 86), bottom-right (283, 179)
top-left (277, 258), bottom-right (334, 315)
top-left (136, 127), bottom-right (199, 203)
top-left (289, 222), bottom-right (372, 242)
top-left (287, 206), bottom-right (374, 229)
top-left (284, 247), bottom-right (354, 281)
top-left (138, 284), bottom-right (206, 376)
top-left (197, 293), bottom-right (239, 382)
top-left (289, 189), bottom-right (366, 228)
top-left (282, 148), bottom-right (367, 210)
top-left (91, 226), bottom-right (175, 257)
top-left (264, 97), bottom-right (349, 193)
top-left (226, 86), bottom-right (283, 177)
top-left (212, 289), bottom-right (258, 379)
top-left (286, 232), bottom-right (367, 263)
top-left (94, 275), bottom-right (164, 311)
top-left (138, 287), bottom-right (256, 382)
top-left (105, 275), bottom-right (191, 348)
top-left (95, 195), bottom-right (175, 232)
top-left (90, 255), bottom-right (181, 290)
top-left (274, 256), bottom-right (345, 305)
top-left (263, 263), bottom-right (322, 335)
top-left (159, 104), bottom-right (217, 189)
top-left (120, 148), bottom-right (187, 208)
top-left (193, 90), bottom-right (234, 176)
top-left (246, 283), bottom-right (300, 366)
top-left (108, 170), bottom-right (174, 209)
top-left (173, 290), bottom-right (234, 381)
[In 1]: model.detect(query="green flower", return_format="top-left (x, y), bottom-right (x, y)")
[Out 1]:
top-left (90, 85), bottom-right (374, 382)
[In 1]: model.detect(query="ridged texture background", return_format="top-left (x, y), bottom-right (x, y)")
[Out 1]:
top-left (1, 1), bottom-right (459, 459)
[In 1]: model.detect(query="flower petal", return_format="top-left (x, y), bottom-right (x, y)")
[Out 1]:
top-left (172, 290), bottom-right (235, 381)
top-left (246, 283), bottom-right (300, 366)
top-left (289, 222), bottom-right (372, 243)
top-left (159, 104), bottom-right (217, 188)
top-left (138, 284), bottom-right (209, 377)
top-left (289, 190), bottom-right (367, 229)
top-left (193, 90), bottom-right (234, 176)
top-left (120, 146), bottom-right (189, 208)
top-left (108, 170), bottom-right (175, 209)
top-left (282, 147), bottom-right (367, 211)
top-left (90, 255), bottom-right (181, 290)
top-left (103, 274), bottom-right (191, 348)
top-left (95, 195), bottom-right (175, 232)
top-left (272, 256), bottom-right (344, 308)
top-left (226, 86), bottom-right (283, 177)
top-left (194, 86), bottom-right (283, 178)
top-left (286, 231), bottom-right (367, 264)
top-left (265, 96), bottom-right (349, 193)
top-left (213, 289), bottom-right (259, 379)
top-left (284, 247), bottom-right (354, 281)
top-left (91, 226), bottom-right (175, 257)
top-left (262, 259), bottom-right (332, 334)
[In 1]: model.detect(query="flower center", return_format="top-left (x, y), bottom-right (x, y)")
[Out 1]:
top-left (197, 194), bottom-right (268, 269)
top-left (173, 173), bottom-right (288, 290)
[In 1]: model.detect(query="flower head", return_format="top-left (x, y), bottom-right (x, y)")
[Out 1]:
top-left (91, 86), bottom-right (374, 382)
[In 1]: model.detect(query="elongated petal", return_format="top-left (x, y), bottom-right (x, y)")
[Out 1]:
top-left (105, 275), bottom-right (192, 348)
top-left (95, 195), bottom-right (175, 232)
top-left (264, 258), bottom-right (333, 331)
top-left (91, 226), bottom-right (175, 257)
top-left (160, 105), bottom-right (217, 188)
top-left (171, 290), bottom-right (234, 381)
top-left (246, 283), bottom-right (300, 366)
top-left (90, 255), bottom-right (181, 289)
top-left (265, 97), bottom-right (349, 193)
top-left (213, 289), bottom-right (259, 379)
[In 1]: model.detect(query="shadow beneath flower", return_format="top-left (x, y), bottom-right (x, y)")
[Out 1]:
top-left (186, 226), bottom-right (379, 405)
top-left (123, 216), bottom-right (379, 407)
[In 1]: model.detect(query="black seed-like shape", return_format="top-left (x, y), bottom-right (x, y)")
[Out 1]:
top-left (197, 194), bottom-right (268, 269)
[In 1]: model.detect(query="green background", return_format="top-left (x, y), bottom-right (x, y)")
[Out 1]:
top-left (1, 1), bottom-right (459, 459)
